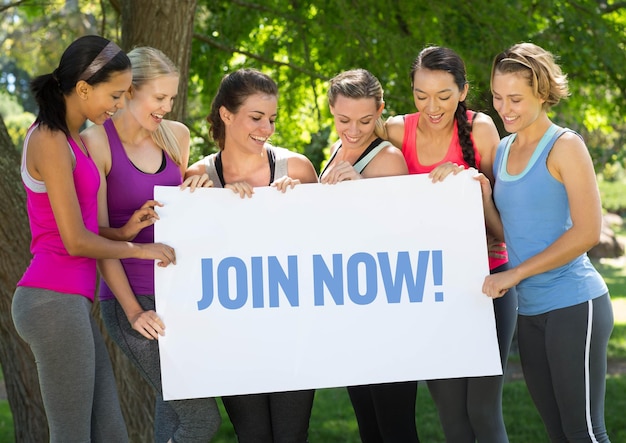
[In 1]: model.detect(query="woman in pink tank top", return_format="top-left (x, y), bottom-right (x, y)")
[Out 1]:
top-left (381, 46), bottom-right (518, 443)
top-left (12, 35), bottom-right (176, 443)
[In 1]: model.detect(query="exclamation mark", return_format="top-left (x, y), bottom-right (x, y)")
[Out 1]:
top-left (432, 250), bottom-right (443, 302)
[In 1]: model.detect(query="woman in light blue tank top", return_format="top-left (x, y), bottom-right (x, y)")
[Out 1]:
top-left (480, 42), bottom-right (613, 442)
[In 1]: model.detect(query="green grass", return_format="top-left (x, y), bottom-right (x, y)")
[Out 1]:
top-left (1, 235), bottom-right (625, 442)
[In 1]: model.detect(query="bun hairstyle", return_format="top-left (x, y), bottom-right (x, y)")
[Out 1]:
top-left (207, 68), bottom-right (278, 150)
top-left (31, 35), bottom-right (130, 135)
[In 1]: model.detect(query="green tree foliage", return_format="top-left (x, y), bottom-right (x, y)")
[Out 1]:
top-left (2, 0), bottom-right (625, 171)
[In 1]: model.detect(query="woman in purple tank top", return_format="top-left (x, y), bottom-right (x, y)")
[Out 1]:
top-left (12, 35), bottom-right (176, 443)
top-left (81, 47), bottom-right (219, 443)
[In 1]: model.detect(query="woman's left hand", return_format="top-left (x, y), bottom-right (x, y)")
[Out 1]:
top-left (482, 269), bottom-right (519, 299)
top-left (180, 173), bottom-right (213, 192)
top-left (428, 162), bottom-right (465, 182)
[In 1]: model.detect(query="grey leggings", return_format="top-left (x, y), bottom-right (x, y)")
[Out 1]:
top-left (11, 287), bottom-right (128, 443)
top-left (518, 293), bottom-right (613, 443)
top-left (427, 263), bottom-right (519, 443)
top-left (101, 296), bottom-right (221, 443)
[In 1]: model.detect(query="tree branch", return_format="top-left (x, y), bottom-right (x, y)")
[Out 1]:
top-left (193, 33), bottom-right (327, 80)
top-left (0, 0), bottom-right (27, 13)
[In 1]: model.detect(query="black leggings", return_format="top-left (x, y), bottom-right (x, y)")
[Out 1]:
top-left (222, 390), bottom-right (315, 443)
top-left (518, 293), bottom-right (613, 442)
top-left (347, 381), bottom-right (420, 443)
top-left (427, 263), bottom-right (518, 443)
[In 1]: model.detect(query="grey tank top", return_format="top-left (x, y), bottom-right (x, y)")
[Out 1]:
top-left (202, 145), bottom-right (289, 188)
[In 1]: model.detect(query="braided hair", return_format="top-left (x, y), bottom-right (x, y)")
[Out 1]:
top-left (410, 46), bottom-right (476, 168)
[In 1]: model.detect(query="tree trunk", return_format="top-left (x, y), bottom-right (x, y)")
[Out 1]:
top-left (0, 2), bottom-right (198, 440)
top-left (0, 116), bottom-right (49, 441)
top-left (121, 0), bottom-right (198, 121)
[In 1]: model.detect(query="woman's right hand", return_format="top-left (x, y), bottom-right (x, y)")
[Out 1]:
top-left (225, 181), bottom-right (255, 198)
top-left (119, 200), bottom-right (163, 241)
top-left (129, 309), bottom-right (165, 340)
top-left (136, 243), bottom-right (176, 267)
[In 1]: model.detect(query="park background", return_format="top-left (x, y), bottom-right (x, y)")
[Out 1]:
top-left (0, 0), bottom-right (625, 441)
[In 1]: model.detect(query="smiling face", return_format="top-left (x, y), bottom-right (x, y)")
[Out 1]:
top-left (83, 69), bottom-right (132, 124)
top-left (330, 94), bottom-right (382, 150)
top-left (127, 74), bottom-right (179, 131)
top-left (222, 92), bottom-right (277, 154)
top-left (412, 68), bottom-right (467, 131)
top-left (491, 70), bottom-right (545, 134)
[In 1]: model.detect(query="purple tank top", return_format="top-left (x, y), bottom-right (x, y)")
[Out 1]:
top-left (18, 124), bottom-right (100, 300)
top-left (99, 119), bottom-right (182, 301)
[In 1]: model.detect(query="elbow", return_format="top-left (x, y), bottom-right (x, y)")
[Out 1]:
top-left (63, 234), bottom-right (92, 257)
top-left (580, 225), bottom-right (602, 253)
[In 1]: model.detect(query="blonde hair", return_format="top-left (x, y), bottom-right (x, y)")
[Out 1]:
top-left (127, 46), bottom-right (183, 165)
top-left (328, 69), bottom-right (386, 140)
top-left (491, 42), bottom-right (569, 110)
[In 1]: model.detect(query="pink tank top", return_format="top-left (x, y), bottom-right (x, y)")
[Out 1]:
top-left (98, 119), bottom-right (182, 301)
top-left (401, 111), bottom-right (482, 173)
top-left (401, 111), bottom-right (507, 270)
top-left (18, 124), bottom-right (100, 300)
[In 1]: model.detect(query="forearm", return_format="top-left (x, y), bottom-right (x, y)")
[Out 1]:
top-left (97, 258), bottom-right (144, 322)
top-left (99, 226), bottom-right (132, 242)
top-left (513, 226), bottom-right (599, 282)
top-left (65, 228), bottom-right (144, 260)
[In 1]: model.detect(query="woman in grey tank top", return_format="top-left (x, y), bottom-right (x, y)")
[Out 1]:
top-left (186, 68), bottom-right (318, 443)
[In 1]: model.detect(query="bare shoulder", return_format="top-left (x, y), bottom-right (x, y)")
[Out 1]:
top-left (471, 112), bottom-right (498, 135)
top-left (551, 130), bottom-right (589, 161)
top-left (367, 142), bottom-right (408, 176)
top-left (163, 119), bottom-right (190, 139)
top-left (80, 123), bottom-right (108, 151)
top-left (383, 114), bottom-right (406, 148)
top-left (273, 146), bottom-right (318, 183)
top-left (80, 124), bottom-right (111, 170)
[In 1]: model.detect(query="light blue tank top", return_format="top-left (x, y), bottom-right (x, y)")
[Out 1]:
top-left (493, 124), bottom-right (607, 315)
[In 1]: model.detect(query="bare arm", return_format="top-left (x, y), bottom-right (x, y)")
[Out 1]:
top-left (382, 115), bottom-right (406, 150)
top-left (471, 112), bottom-right (500, 183)
top-left (33, 128), bottom-right (173, 263)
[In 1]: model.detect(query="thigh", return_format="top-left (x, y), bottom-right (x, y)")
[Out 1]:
top-left (101, 297), bottom-right (163, 392)
top-left (369, 382), bottom-right (419, 443)
top-left (223, 394), bottom-right (273, 443)
top-left (347, 385), bottom-right (383, 443)
top-left (427, 378), bottom-right (474, 443)
top-left (90, 314), bottom-right (129, 442)
top-left (12, 288), bottom-right (99, 442)
top-left (269, 390), bottom-right (315, 443)
top-left (491, 264), bottom-right (518, 369)
top-left (547, 295), bottom-right (613, 442)
top-left (518, 313), bottom-right (565, 440)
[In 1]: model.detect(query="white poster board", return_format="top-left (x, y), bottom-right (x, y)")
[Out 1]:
top-left (154, 172), bottom-right (501, 400)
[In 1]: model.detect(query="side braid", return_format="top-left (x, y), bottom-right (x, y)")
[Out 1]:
top-left (455, 101), bottom-right (476, 168)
